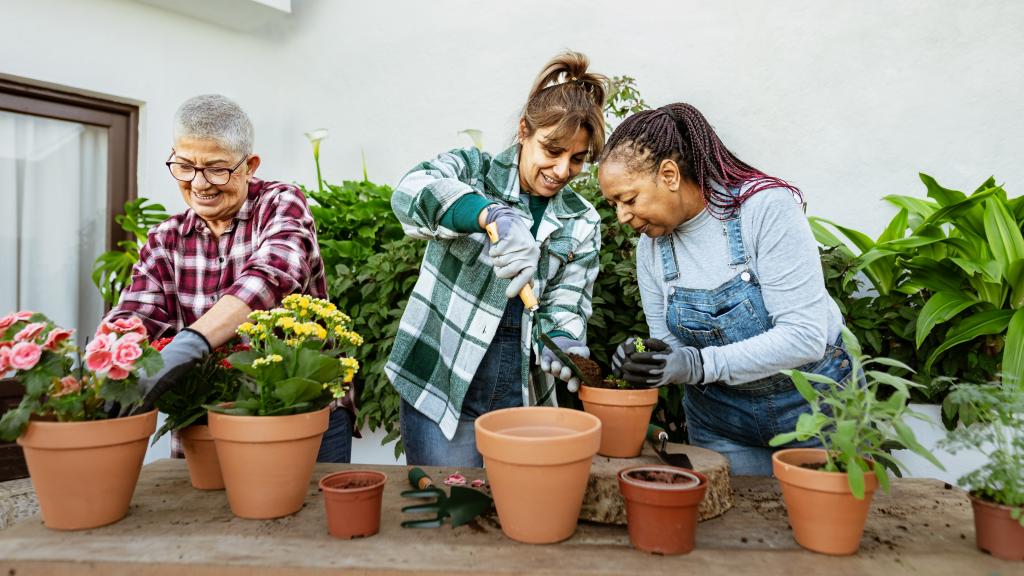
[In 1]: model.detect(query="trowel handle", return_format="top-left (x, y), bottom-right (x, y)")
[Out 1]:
top-left (408, 467), bottom-right (433, 490)
top-left (484, 222), bottom-right (539, 310)
top-left (647, 424), bottom-right (669, 444)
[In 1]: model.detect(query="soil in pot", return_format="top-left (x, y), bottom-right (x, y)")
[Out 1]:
top-left (618, 465), bottom-right (708, 555)
top-left (320, 470), bottom-right (387, 539)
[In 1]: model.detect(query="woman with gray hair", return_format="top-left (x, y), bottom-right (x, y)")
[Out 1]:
top-left (104, 94), bottom-right (354, 463)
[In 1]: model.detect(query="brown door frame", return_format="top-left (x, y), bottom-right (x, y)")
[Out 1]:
top-left (0, 78), bottom-right (139, 481)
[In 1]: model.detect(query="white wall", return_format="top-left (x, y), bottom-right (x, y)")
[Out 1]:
top-left (4, 0), bottom-right (1024, 463)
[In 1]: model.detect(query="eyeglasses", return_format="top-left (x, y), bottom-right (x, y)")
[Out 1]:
top-left (166, 149), bottom-right (248, 186)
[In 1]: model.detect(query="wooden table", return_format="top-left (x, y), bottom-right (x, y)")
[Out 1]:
top-left (0, 460), bottom-right (1017, 575)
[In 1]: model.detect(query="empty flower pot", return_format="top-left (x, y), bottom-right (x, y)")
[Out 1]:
top-left (970, 494), bottom-right (1024, 561)
top-left (319, 470), bottom-right (387, 539)
top-left (618, 465), bottom-right (707, 555)
top-left (475, 406), bottom-right (601, 544)
top-left (579, 385), bottom-right (658, 457)
top-left (180, 424), bottom-right (223, 490)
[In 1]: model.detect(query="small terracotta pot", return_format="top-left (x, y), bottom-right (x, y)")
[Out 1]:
top-left (970, 494), bottom-right (1024, 561)
top-left (579, 385), bottom-right (658, 458)
top-left (17, 410), bottom-right (157, 530)
top-left (618, 465), bottom-right (707, 555)
top-left (772, 448), bottom-right (878, 556)
top-left (208, 406), bottom-right (329, 519)
top-left (180, 424), bottom-right (223, 490)
top-left (319, 470), bottom-right (387, 539)
top-left (475, 406), bottom-right (601, 544)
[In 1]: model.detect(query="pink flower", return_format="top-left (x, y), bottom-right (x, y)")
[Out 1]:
top-left (52, 376), bottom-right (82, 397)
top-left (86, 333), bottom-right (116, 355)
top-left (107, 365), bottom-right (130, 380)
top-left (14, 311), bottom-right (34, 322)
top-left (470, 479), bottom-right (486, 488)
top-left (100, 316), bottom-right (147, 338)
top-left (118, 332), bottom-right (147, 346)
top-left (86, 349), bottom-right (113, 373)
top-left (42, 328), bottom-right (74, 351)
top-left (443, 472), bottom-right (467, 486)
top-left (14, 322), bottom-right (46, 342)
top-left (0, 314), bottom-right (17, 333)
top-left (9, 342), bottom-right (42, 371)
top-left (0, 347), bottom-right (10, 374)
top-left (112, 339), bottom-right (143, 370)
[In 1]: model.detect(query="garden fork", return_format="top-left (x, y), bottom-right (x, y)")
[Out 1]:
top-left (400, 468), bottom-right (492, 528)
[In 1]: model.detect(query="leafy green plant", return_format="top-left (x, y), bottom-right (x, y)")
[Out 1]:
top-left (769, 326), bottom-right (944, 499)
top-left (940, 380), bottom-right (1024, 526)
top-left (92, 198), bottom-right (169, 307)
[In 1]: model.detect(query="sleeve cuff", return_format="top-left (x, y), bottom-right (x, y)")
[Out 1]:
top-left (439, 194), bottom-right (495, 233)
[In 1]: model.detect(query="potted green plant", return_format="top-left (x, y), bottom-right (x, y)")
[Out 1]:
top-left (0, 312), bottom-right (163, 530)
top-left (207, 294), bottom-right (362, 519)
top-left (151, 337), bottom-right (248, 490)
top-left (940, 380), bottom-right (1023, 561)
top-left (769, 326), bottom-right (943, 555)
top-left (574, 337), bottom-right (659, 458)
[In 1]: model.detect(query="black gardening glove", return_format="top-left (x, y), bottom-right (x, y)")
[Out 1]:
top-left (130, 328), bottom-right (211, 415)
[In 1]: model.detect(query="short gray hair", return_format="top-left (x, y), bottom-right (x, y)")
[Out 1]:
top-left (172, 94), bottom-right (254, 157)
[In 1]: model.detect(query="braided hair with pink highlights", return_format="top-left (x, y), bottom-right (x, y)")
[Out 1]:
top-left (599, 103), bottom-right (801, 219)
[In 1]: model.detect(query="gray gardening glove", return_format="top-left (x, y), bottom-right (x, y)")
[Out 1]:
top-left (131, 328), bottom-right (211, 415)
top-left (486, 205), bottom-right (540, 299)
top-left (621, 338), bottom-right (704, 387)
top-left (610, 337), bottom-right (663, 378)
top-left (540, 336), bottom-right (590, 393)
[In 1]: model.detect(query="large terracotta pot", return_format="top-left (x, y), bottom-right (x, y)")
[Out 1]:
top-left (17, 410), bottom-right (157, 530)
top-left (319, 470), bottom-right (387, 539)
top-left (970, 494), bottom-right (1024, 561)
top-left (208, 406), bottom-right (329, 519)
top-left (618, 465), bottom-right (708, 555)
top-left (475, 406), bottom-right (601, 544)
top-left (772, 448), bottom-right (878, 555)
top-left (180, 424), bottom-right (223, 490)
top-left (579, 385), bottom-right (658, 458)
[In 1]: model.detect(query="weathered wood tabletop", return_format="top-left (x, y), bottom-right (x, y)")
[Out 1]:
top-left (0, 459), bottom-right (1017, 575)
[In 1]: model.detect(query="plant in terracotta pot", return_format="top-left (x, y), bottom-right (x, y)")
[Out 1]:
top-left (768, 326), bottom-right (943, 555)
top-left (0, 312), bottom-right (163, 530)
top-left (939, 380), bottom-right (1023, 561)
top-left (151, 337), bottom-right (248, 490)
top-left (618, 464), bottom-right (707, 555)
top-left (573, 337), bottom-right (659, 458)
top-left (207, 294), bottom-right (362, 519)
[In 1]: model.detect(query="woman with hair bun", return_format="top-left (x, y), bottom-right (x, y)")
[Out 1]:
top-left (599, 103), bottom-right (853, 475)
top-left (388, 51), bottom-right (607, 466)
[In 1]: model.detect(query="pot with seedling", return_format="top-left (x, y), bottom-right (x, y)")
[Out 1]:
top-left (940, 380), bottom-right (1024, 561)
top-left (769, 326), bottom-right (944, 555)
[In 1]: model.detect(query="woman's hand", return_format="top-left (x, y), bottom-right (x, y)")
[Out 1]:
top-left (486, 205), bottom-right (540, 298)
top-left (620, 338), bottom-right (704, 387)
top-left (540, 336), bottom-right (589, 392)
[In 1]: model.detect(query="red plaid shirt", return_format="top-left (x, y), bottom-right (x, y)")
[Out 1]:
top-left (107, 177), bottom-right (327, 338)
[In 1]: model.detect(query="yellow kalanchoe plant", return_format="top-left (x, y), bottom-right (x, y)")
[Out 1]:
top-left (215, 294), bottom-right (362, 416)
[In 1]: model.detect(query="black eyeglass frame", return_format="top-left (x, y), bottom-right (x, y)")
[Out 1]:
top-left (165, 149), bottom-right (249, 185)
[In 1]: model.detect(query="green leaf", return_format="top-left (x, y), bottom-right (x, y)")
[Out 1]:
top-left (915, 291), bottom-right (980, 348)
top-left (789, 370), bottom-right (818, 404)
top-left (1003, 308), bottom-right (1024, 390)
top-left (884, 194), bottom-right (937, 220)
top-left (893, 420), bottom-right (944, 470)
top-left (846, 455), bottom-right (866, 500)
top-left (272, 377), bottom-right (321, 406)
top-left (983, 196), bottom-right (1024, 272)
top-left (925, 310), bottom-right (1015, 372)
top-left (135, 347), bottom-right (164, 378)
top-left (872, 459), bottom-right (891, 493)
top-left (877, 209), bottom-right (909, 244)
top-left (919, 173), bottom-right (965, 207)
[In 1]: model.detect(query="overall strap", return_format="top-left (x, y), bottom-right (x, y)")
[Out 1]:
top-left (723, 187), bottom-right (749, 268)
top-left (657, 235), bottom-right (679, 282)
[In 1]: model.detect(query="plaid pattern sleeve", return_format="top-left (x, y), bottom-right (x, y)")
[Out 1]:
top-left (105, 178), bottom-right (327, 338)
top-left (386, 146), bottom-right (601, 440)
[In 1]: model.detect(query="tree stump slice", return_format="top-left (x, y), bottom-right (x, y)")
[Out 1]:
top-left (579, 441), bottom-right (732, 525)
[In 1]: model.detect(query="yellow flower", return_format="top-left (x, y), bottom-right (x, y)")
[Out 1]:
top-left (252, 354), bottom-right (283, 368)
top-left (276, 316), bottom-right (296, 330)
top-left (237, 322), bottom-right (257, 335)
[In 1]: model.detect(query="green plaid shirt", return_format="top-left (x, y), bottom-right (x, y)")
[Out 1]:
top-left (387, 145), bottom-right (601, 439)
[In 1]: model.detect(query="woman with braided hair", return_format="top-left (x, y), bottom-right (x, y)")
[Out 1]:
top-left (599, 103), bottom-right (851, 475)
top-left (388, 52), bottom-right (606, 466)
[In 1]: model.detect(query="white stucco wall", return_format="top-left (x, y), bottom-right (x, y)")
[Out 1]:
top-left (3, 0), bottom-right (1023, 463)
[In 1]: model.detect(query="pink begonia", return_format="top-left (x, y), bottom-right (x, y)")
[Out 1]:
top-left (42, 328), bottom-right (74, 351)
top-left (9, 342), bottom-right (42, 371)
top-left (112, 339), bottom-right (143, 370)
top-left (86, 332), bottom-right (116, 355)
top-left (443, 472), bottom-right (467, 486)
top-left (14, 311), bottom-right (34, 322)
top-left (0, 314), bottom-right (17, 334)
top-left (14, 322), bottom-right (46, 342)
top-left (99, 316), bottom-right (146, 338)
top-left (0, 347), bottom-right (10, 374)
top-left (118, 332), bottom-right (147, 346)
top-left (107, 365), bottom-right (130, 380)
top-left (85, 340), bottom-right (114, 373)
top-left (52, 376), bottom-right (82, 397)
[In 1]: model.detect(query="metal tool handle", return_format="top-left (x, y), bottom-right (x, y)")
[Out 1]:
top-left (484, 222), bottom-right (539, 310)
top-left (647, 424), bottom-right (669, 451)
top-left (408, 467), bottom-right (433, 490)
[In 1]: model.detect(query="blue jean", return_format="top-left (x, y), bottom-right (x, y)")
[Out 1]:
top-left (400, 300), bottom-right (524, 467)
top-left (317, 407), bottom-right (353, 463)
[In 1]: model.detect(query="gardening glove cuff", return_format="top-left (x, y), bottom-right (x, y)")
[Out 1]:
top-left (486, 205), bottom-right (540, 299)
top-left (133, 328), bottom-right (211, 415)
top-left (622, 343), bottom-right (703, 388)
top-left (539, 336), bottom-right (589, 393)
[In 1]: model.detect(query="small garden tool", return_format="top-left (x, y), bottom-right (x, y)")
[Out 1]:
top-left (400, 467), bottom-right (492, 528)
top-left (647, 424), bottom-right (693, 469)
top-left (484, 222), bottom-right (539, 315)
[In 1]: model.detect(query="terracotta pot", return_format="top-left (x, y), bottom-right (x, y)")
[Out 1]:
top-left (17, 410), bottom-right (157, 530)
top-left (970, 494), bottom-right (1024, 561)
top-left (475, 406), bottom-right (601, 544)
top-left (180, 424), bottom-right (223, 490)
top-left (772, 448), bottom-right (878, 555)
top-left (319, 470), bottom-right (387, 539)
top-left (618, 465), bottom-right (707, 554)
top-left (579, 385), bottom-right (658, 458)
top-left (208, 406), bottom-right (329, 519)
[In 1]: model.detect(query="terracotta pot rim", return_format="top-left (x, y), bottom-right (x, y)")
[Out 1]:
top-left (208, 406), bottom-right (330, 443)
top-left (618, 465), bottom-right (706, 491)
top-left (968, 492), bottom-right (1018, 511)
top-left (579, 385), bottom-right (659, 407)
top-left (18, 409), bottom-right (156, 430)
top-left (207, 406), bottom-right (329, 423)
top-left (17, 410), bottom-right (158, 450)
top-left (319, 470), bottom-right (387, 494)
top-left (772, 448), bottom-right (879, 495)
top-left (475, 406), bottom-right (601, 443)
top-left (475, 407), bottom-right (602, 465)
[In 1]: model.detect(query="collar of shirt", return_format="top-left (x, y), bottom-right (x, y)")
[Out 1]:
top-left (181, 176), bottom-right (262, 236)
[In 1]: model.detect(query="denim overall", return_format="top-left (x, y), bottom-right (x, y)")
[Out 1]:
top-left (400, 298), bottom-right (525, 466)
top-left (660, 210), bottom-right (853, 476)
